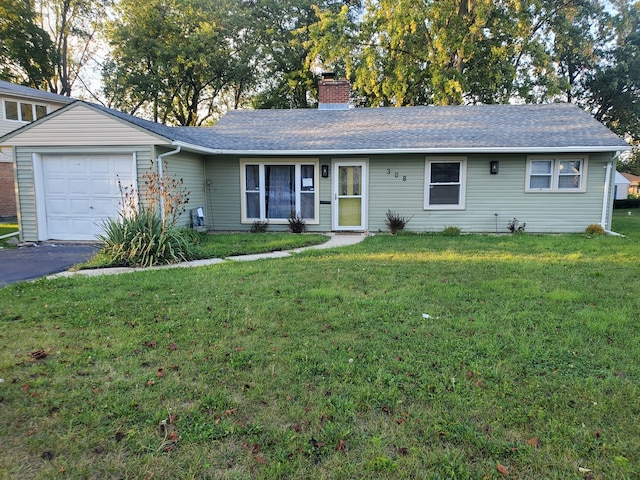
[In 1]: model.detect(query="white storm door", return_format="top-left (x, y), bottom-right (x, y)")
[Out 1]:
top-left (41, 154), bottom-right (135, 240)
top-left (332, 160), bottom-right (367, 231)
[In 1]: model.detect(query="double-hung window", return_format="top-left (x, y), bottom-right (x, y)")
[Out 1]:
top-left (424, 157), bottom-right (467, 209)
top-left (526, 156), bottom-right (586, 192)
top-left (4, 100), bottom-right (48, 122)
top-left (241, 159), bottom-right (319, 223)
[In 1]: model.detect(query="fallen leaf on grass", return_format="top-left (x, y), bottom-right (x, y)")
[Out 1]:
top-left (397, 447), bottom-right (408, 456)
top-left (30, 349), bottom-right (47, 360)
top-left (144, 341), bottom-right (157, 349)
top-left (497, 463), bottom-right (509, 476)
top-left (527, 437), bottom-right (541, 448)
top-left (254, 455), bottom-right (266, 464)
top-left (168, 343), bottom-right (178, 351)
top-left (337, 439), bottom-right (345, 451)
top-left (578, 467), bottom-right (592, 473)
top-left (156, 368), bottom-right (165, 378)
top-left (146, 380), bottom-right (154, 387)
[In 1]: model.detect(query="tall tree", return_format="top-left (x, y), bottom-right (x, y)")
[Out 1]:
top-left (0, 0), bottom-right (54, 88)
top-left (249, 0), bottom-right (357, 109)
top-left (34, 0), bottom-right (111, 96)
top-left (585, 1), bottom-right (640, 171)
top-left (103, 0), bottom-right (248, 125)
top-left (307, 0), bottom-right (620, 107)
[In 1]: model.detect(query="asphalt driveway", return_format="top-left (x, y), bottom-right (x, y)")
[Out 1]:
top-left (0, 243), bottom-right (100, 288)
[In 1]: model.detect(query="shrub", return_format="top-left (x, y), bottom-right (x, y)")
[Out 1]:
top-left (98, 210), bottom-right (196, 267)
top-left (441, 226), bottom-right (461, 236)
top-left (288, 212), bottom-right (306, 233)
top-left (614, 198), bottom-right (640, 209)
top-left (585, 224), bottom-right (605, 235)
top-left (385, 210), bottom-right (412, 234)
top-left (507, 218), bottom-right (526, 233)
top-left (97, 160), bottom-right (195, 266)
top-left (251, 220), bottom-right (269, 233)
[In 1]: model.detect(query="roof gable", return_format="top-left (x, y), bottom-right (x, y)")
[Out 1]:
top-left (0, 101), bottom-right (173, 146)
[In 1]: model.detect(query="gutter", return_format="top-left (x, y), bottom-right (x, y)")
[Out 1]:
top-left (602, 152), bottom-right (625, 236)
top-left (156, 146), bottom-right (181, 224)
top-left (171, 140), bottom-right (631, 157)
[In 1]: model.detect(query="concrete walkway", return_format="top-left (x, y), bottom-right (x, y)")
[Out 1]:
top-left (48, 233), bottom-right (367, 280)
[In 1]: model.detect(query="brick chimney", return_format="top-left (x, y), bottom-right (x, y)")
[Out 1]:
top-left (318, 72), bottom-right (350, 110)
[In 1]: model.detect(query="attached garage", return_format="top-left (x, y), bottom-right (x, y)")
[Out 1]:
top-left (37, 154), bottom-right (136, 240)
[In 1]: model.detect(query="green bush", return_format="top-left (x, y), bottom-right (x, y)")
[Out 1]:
top-left (585, 224), bottom-right (605, 235)
top-left (98, 210), bottom-right (196, 267)
top-left (441, 226), bottom-right (461, 236)
top-left (614, 198), bottom-right (640, 209)
top-left (251, 220), bottom-right (269, 233)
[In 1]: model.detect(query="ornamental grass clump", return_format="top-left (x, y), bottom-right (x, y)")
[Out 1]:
top-left (98, 161), bottom-right (195, 267)
top-left (385, 210), bottom-right (412, 234)
top-left (585, 223), bottom-right (605, 235)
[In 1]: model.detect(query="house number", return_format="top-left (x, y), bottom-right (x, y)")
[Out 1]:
top-left (387, 169), bottom-right (407, 181)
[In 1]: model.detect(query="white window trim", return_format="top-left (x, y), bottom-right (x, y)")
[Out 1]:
top-left (3, 99), bottom-right (49, 123)
top-left (525, 155), bottom-right (588, 193)
top-left (240, 158), bottom-right (320, 224)
top-left (424, 156), bottom-right (467, 210)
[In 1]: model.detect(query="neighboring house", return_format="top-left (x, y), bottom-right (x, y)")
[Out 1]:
top-left (0, 79), bottom-right (630, 241)
top-left (0, 80), bottom-right (73, 217)
top-left (620, 172), bottom-right (640, 196)
top-left (615, 171), bottom-right (632, 199)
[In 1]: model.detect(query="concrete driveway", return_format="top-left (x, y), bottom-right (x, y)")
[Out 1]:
top-left (0, 243), bottom-right (100, 288)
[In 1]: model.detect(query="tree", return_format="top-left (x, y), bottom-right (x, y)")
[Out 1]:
top-left (307, 0), bottom-right (627, 107)
top-left (249, 0), bottom-right (354, 109)
top-left (34, 0), bottom-right (111, 96)
top-left (0, 0), bottom-right (54, 88)
top-left (103, 0), bottom-right (255, 125)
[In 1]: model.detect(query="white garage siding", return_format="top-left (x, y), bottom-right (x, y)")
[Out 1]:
top-left (15, 146), bottom-right (154, 242)
top-left (39, 154), bottom-right (136, 241)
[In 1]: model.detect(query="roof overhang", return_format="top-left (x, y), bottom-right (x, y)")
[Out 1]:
top-left (172, 140), bottom-right (631, 157)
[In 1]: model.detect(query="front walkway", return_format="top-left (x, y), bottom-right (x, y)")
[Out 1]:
top-left (48, 233), bottom-right (367, 280)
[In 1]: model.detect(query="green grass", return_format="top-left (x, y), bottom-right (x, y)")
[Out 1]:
top-left (82, 232), bottom-right (329, 268)
top-left (0, 214), bottom-right (639, 478)
top-left (0, 221), bottom-right (19, 248)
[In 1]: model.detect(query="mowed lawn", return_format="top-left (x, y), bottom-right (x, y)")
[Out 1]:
top-left (1, 212), bottom-right (639, 479)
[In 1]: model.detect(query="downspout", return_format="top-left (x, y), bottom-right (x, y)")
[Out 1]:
top-left (156, 146), bottom-right (181, 225)
top-left (601, 152), bottom-right (624, 236)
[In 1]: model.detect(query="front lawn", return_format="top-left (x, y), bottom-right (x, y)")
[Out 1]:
top-left (0, 218), bottom-right (638, 478)
top-left (82, 232), bottom-right (329, 268)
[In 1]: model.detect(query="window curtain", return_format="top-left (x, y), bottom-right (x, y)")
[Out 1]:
top-left (266, 166), bottom-right (295, 219)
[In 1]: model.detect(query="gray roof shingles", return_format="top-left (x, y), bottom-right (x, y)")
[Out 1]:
top-left (0, 80), bottom-right (75, 104)
top-left (193, 103), bottom-right (628, 152)
top-left (6, 96), bottom-right (626, 153)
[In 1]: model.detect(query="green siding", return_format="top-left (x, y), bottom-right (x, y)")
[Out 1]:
top-left (205, 152), bottom-right (614, 234)
top-left (157, 148), bottom-right (206, 228)
top-left (15, 145), bottom-right (154, 242)
top-left (205, 155), bottom-right (332, 232)
top-left (368, 153), bottom-right (612, 233)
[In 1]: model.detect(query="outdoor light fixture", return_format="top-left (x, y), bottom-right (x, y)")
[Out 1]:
top-left (322, 165), bottom-right (329, 177)
top-left (490, 160), bottom-right (499, 174)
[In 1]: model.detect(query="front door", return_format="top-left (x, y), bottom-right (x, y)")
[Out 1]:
top-left (333, 160), bottom-right (367, 231)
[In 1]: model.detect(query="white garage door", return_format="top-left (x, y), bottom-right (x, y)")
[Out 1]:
top-left (42, 154), bottom-right (135, 241)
